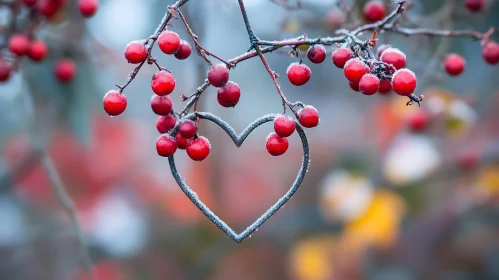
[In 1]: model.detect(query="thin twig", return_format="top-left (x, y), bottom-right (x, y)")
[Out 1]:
top-left (174, 8), bottom-right (233, 68)
top-left (40, 150), bottom-right (96, 280)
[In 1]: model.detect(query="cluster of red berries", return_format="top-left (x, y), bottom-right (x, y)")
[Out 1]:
top-left (334, 44), bottom-right (416, 96)
top-left (284, 41), bottom-right (417, 97)
top-left (156, 120), bottom-right (211, 162)
top-left (102, 29), bottom-right (193, 120)
top-left (104, 28), bottom-right (322, 160)
top-left (0, 0), bottom-right (98, 83)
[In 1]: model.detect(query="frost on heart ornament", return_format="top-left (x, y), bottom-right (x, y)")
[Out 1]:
top-left (166, 112), bottom-right (310, 243)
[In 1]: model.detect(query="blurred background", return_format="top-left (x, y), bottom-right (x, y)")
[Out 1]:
top-left (1, 0), bottom-right (499, 279)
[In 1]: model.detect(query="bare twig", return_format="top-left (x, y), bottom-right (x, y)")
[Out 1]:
top-left (174, 8), bottom-right (233, 68)
top-left (40, 150), bottom-right (95, 280)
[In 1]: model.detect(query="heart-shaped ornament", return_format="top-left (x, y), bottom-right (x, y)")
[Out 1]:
top-left (168, 112), bottom-right (310, 243)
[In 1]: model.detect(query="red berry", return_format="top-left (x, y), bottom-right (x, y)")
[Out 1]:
top-left (359, 73), bottom-right (379, 96)
top-left (207, 64), bottom-right (229, 87)
top-left (274, 115), bottom-right (296, 137)
top-left (376, 44), bottom-right (391, 59)
top-left (363, 1), bottom-right (386, 23)
top-left (349, 80), bottom-right (360, 92)
top-left (343, 58), bottom-right (369, 82)
top-left (392, 68), bottom-right (417, 96)
top-left (482, 41), bottom-right (499, 65)
top-left (380, 48), bottom-right (406, 70)
top-left (444, 54), bottom-right (465, 76)
top-left (179, 120), bottom-right (197, 139)
top-left (287, 63), bottom-right (311, 86)
top-left (8, 34), bottom-right (30, 56)
top-left (378, 79), bottom-right (392, 94)
top-left (0, 59), bottom-right (11, 82)
top-left (298, 105), bottom-right (319, 128)
top-left (103, 90), bottom-right (127, 116)
top-left (324, 9), bottom-right (345, 32)
top-left (186, 136), bottom-right (211, 161)
top-left (174, 40), bottom-right (192, 60)
top-left (217, 81), bottom-right (240, 107)
top-left (150, 95), bottom-right (173, 116)
top-left (54, 59), bottom-right (76, 82)
top-left (307, 45), bottom-right (327, 64)
top-left (151, 70), bottom-right (175, 96)
top-left (27, 40), bottom-right (48, 62)
top-left (23, 0), bottom-right (38, 6)
top-left (37, 0), bottom-right (64, 18)
top-left (124, 41), bottom-right (147, 64)
top-left (156, 135), bottom-right (177, 157)
top-left (156, 114), bottom-right (177, 134)
top-left (175, 132), bottom-right (188, 149)
top-left (465, 0), bottom-right (485, 12)
top-left (78, 0), bottom-right (98, 17)
top-left (407, 110), bottom-right (429, 132)
top-left (332, 47), bottom-right (353, 68)
top-left (266, 133), bottom-right (289, 156)
top-left (158, 31), bottom-right (181, 55)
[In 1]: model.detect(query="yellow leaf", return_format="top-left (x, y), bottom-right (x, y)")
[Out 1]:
top-left (289, 235), bottom-right (335, 280)
top-left (475, 165), bottom-right (499, 197)
top-left (339, 190), bottom-right (405, 253)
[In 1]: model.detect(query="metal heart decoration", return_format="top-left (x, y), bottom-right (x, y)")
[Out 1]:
top-left (168, 112), bottom-right (310, 243)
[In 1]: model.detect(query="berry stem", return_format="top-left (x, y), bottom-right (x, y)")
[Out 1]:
top-left (174, 8), bottom-right (234, 68)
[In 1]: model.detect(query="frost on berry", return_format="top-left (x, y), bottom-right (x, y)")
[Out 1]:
top-left (266, 132), bottom-right (289, 156)
top-left (274, 114), bottom-right (296, 137)
top-left (156, 134), bottom-right (178, 157)
top-left (359, 73), bottom-right (379, 96)
top-left (298, 105), bottom-right (319, 128)
top-left (376, 44), bottom-right (391, 59)
top-left (151, 70), bottom-right (175, 96)
top-left (158, 31), bottom-right (181, 55)
top-left (286, 63), bottom-right (311, 86)
top-left (186, 136), bottom-right (211, 161)
top-left (307, 45), bottom-right (327, 64)
top-left (392, 68), bottom-right (417, 96)
top-left (343, 58), bottom-right (369, 82)
top-left (179, 120), bottom-right (197, 139)
top-left (332, 47), bottom-right (353, 69)
top-left (124, 41), bottom-right (147, 64)
top-left (217, 81), bottom-right (241, 107)
top-left (380, 48), bottom-right (406, 70)
top-left (156, 114), bottom-right (177, 134)
top-left (103, 90), bottom-right (127, 116)
top-left (207, 64), bottom-right (229, 87)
